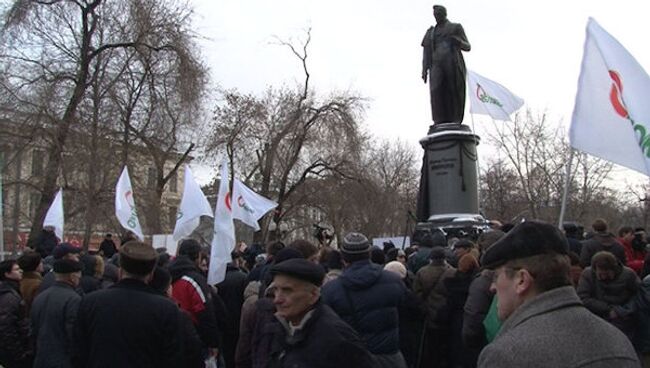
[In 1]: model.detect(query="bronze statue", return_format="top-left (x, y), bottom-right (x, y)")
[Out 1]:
top-left (421, 5), bottom-right (471, 125)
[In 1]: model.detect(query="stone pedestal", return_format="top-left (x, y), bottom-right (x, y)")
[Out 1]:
top-left (418, 123), bottom-right (481, 223)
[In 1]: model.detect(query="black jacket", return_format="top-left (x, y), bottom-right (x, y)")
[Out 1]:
top-left (168, 256), bottom-right (221, 349)
top-left (74, 278), bottom-right (184, 368)
top-left (321, 259), bottom-right (406, 355)
top-left (98, 239), bottom-right (117, 259)
top-left (0, 280), bottom-right (31, 367)
top-left (268, 302), bottom-right (375, 368)
top-left (217, 264), bottom-right (248, 368)
top-left (462, 270), bottom-right (494, 349)
top-left (31, 281), bottom-right (81, 368)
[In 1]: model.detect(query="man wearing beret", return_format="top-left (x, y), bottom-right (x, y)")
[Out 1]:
top-left (321, 232), bottom-right (408, 368)
top-left (266, 258), bottom-right (374, 368)
top-left (477, 221), bottom-right (639, 367)
top-left (30, 259), bottom-right (83, 368)
top-left (75, 241), bottom-right (184, 367)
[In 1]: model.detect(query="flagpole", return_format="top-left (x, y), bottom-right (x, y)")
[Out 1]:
top-left (470, 113), bottom-right (482, 213)
top-left (558, 149), bottom-right (575, 228)
top-left (0, 152), bottom-right (4, 261)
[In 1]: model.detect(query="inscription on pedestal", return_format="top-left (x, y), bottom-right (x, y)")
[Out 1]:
top-left (429, 157), bottom-right (457, 176)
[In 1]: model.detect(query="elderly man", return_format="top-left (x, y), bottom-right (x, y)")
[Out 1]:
top-left (267, 258), bottom-right (374, 368)
top-left (30, 259), bottom-right (83, 368)
top-left (477, 221), bottom-right (639, 367)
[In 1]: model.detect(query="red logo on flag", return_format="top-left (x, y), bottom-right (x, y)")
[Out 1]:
top-left (225, 191), bottom-right (232, 211)
top-left (609, 70), bottom-right (629, 119)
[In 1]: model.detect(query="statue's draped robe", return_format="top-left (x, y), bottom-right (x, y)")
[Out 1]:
top-left (422, 21), bottom-right (469, 124)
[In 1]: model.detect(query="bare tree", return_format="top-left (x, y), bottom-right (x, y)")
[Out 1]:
top-left (207, 29), bottom-right (366, 241)
top-left (485, 109), bottom-right (614, 224)
top-left (0, 0), bottom-right (207, 245)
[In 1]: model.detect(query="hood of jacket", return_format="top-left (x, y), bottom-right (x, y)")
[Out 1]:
top-left (0, 279), bottom-right (20, 296)
top-left (168, 255), bottom-right (200, 282)
top-left (593, 232), bottom-right (619, 247)
top-left (339, 260), bottom-right (383, 290)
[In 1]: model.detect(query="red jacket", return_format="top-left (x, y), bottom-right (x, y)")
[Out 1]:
top-left (620, 237), bottom-right (645, 274)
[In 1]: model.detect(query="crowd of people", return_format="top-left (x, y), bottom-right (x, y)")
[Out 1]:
top-left (1, 218), bottom-right (649, 367)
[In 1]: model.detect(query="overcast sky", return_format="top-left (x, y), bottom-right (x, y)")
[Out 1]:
top-left (190, 0), bottom-right (650, 184)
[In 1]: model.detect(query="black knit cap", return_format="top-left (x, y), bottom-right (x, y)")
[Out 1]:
top-left (53, 259), bottom-right (83, 274)
top-left (119, 241), bottom-right (158, 276)
top-left (481, 221), bottom-right (569, 269)
top-left (270, 258), bottom-right (325, 286)
top-left (340, 232), bottom-right (371, 254)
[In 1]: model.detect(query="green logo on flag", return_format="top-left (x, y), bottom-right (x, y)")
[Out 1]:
top-left (477, 84), bottom-right (503, 107)
top-left (609, 70), bottom-right (650, 156)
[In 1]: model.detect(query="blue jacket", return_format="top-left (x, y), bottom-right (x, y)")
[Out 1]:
top-left (321, 260), bottom-right (406, 355)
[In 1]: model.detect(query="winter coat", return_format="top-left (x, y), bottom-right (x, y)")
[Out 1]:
top-left (217, 264), bottom-right (247, 335)
top-left (236, 296), bottom-right (277, 368)
top-left (567, 237), bottom-right (583, 256)
top-left (615, 275), bottom-right (650, 353)
top-left (407, 247), bottom-right (433, 274)
top-left (398, 283), bottom-right (425, 368)
top-left (75, 278), bottom-right (184, 368)
top-left (79, 254), bottom-right (102, 294)
top-left (321, 259), bottom-right (407, 355)
top-left (620, 237), bottom-right (645, 275)
top-left (38, 271), bottom-right (84, 296)
top-left (30, 281), bottom-right (81, 368)
top-left (478, 286), bottom-right (639, 367)
top-left (462, 270), bottom-right (493, 350)
top-left (412, 261), bottom-right (455, 329)
top-left (35, 230), bottom-right (58, 259)
top-left (267, 302), bottom-right (375, 368)
top-left (98, 239), bottom-right (117, 259)
top-left (217, 264), bottom-right (247, 368)
top-left (0, 280), bottom-right (31, 367)
top-left (577, 265), bottom-right (640, 338)
top-left (442, 269), bottom-right (479, 368)
top-left (179, 311), bottom-right (204, 368)
top-left (580, 232), bottom-right (627, 267)
top-left (20, 271), bottom-right (42, 315)
top-left (168, 255), bottom-right (221, 349)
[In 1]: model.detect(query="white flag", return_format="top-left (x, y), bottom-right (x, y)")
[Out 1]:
top-left (208, 159), bottom-right (235, 285)
top-left (173, 166), bottom-right (213, 241)
top-left (231, 179), bottom-right (277, 231)
top-left (43, 189), bottom-right (64, 240)
top-left (467, 70), bottom-right (524, 121)
top-left (570, 18), bottom-right (650, 175)
top-left (115, 166), bottom-right (144, 241)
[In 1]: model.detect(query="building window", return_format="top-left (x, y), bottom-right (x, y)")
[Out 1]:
top-left (168, 206), bottom-right (178, 229)
top-left (31, 149), bottom-right (45, 177)
top-left (147, 167), bottom-right (157, 189)
top-left (169, 171), bottom-right (178, 193)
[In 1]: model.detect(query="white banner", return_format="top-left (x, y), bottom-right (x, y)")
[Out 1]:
top-left (467, 70), bottom-right (524, 121)
top-left (173, 165), bottom-right (213, 241)
top-left (43, 189), bottom-right (64, 240)
top-left (232, 179), bottom-right (277, 231)
top-left (115, 166), bottom-right (144, 241)
top-left (570, 18), bottom-right (650, 175)
top-left (207, 159), bottom-right (235, 285)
